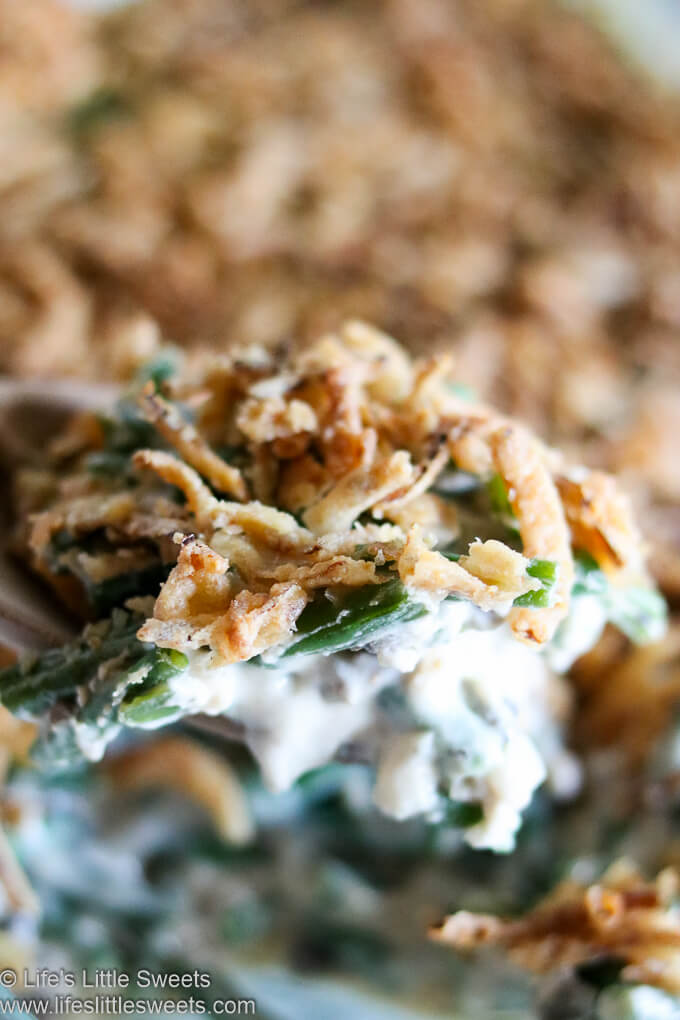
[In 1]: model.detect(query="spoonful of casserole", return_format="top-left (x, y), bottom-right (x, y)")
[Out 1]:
top-left (0, 321), bottom-right (665, 851)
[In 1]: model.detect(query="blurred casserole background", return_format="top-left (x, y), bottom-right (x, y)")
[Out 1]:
top-left (1, 0), bottom-right (679, 609)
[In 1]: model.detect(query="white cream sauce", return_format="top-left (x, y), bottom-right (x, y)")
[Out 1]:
top-left (151, 596), bottom-right (590, 852)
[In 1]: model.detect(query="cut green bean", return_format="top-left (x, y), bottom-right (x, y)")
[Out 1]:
top-left (68, 88), bottom-right (129, 136)
top-left (439, 801), bottom-right (484, 829)
top-left (0, 612), bottom-right (188, 726)
top-left (86, 562), bottom-right (173, 617)
top-left (0, 611), bottom-right (148, 716)
top-left (118, 681), bottom-right (185, 727)
top-left (119, 649), bottom-right (188, 727)
top-left (84, 450), bottom-right (133, 478)
top-left (572, 551), bottom-right (667, 644)
top-left (605, 585), bottom-right (667, 645)
top-left (283, 578), bottom-right (427, 657)
top-left (513, 558), bottom-right (559, 608)
top-left (572, 551), bottom-right (608, 597)
top-left (487, 473), bottom-right (514, 519)
top-left (437, 552), bottom-right (558, 609)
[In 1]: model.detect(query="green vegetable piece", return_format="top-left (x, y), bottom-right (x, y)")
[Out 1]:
top-left (46, 527), bottom-right (171, 619)
top-left (293, 919), bottom-right (391, 975)
top-left (283, 578), bottom-right (427, 657)
top-left (133, 352), bottom-right (179, 391)
top-left (117, 682), bottom-right (183, 727)
top-left (446, 381), bottom-right (477, 402)
top-left (118, 649), bottom-right (188, 727)
top-left (605, 585), bottom-right (667, 645)
top-left (84, 450), bottom-right (132, 478)
top-left (221, 898), bottom-right (272, 944)
top-left (0, 611), bottom-right (147, 716)
top-left (513, 558), bottom-right (559, 608)
top-left (576, 955), bottom-right (625, 990)
top-left (69, 88), bottom-right (129, 136)
top-left (526, 558), bottom-right (559, 585)
top-left (440, 552), bottom-right (558, 609)
top-left (487, 473), bottom-right (514, 519)
top-left (86, 562), bottom-right (172, 617)
top-left (442, 801), bottom-right (484, 828)
top-left (0, 614), bottom-right (188, 741)
top-left (97, 357), bottom-right (179, 458)
top-left (572, 552), bottom-right (667, 644)
top-left (97, 404), bottom-right (158, 458)
top-left (294, 763), bottom-right (354, 805)
top-left (572, 551), bottom-right (608, 597)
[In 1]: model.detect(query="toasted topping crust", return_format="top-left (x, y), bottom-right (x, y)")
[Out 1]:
top-left (140, 387), bottom-right (248, 501)
top-left (303, 445), bottom-right (415, 536)
top-left (20, 323), bottom-right (650, 662)
top-left (556, 470), bottom-right (644, 577)
top-left (491, 425), bottom-right (573, 644)
top-left (29, 491), bottom-right (137, 554)
top-left (236, 394), bottom-right (318, 446)
top-left (137, 536), bottom-right (309, 663)
top-left (573, 622), bottom-right (680, 765)
top-left (430, 860), bottom-right (680, 994)
top-left (397, 528), bottom-right (537, 612)
top-left (104, 736), bottom-right (254, 844)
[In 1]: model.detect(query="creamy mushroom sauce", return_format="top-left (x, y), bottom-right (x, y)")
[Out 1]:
top-left (113, 596), bottom-right (599, 854)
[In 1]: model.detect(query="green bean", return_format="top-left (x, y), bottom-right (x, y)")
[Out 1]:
top-left (86, 562), bottom-right (173, 617)
top-left (572, 551), bottom-right (608, 596)
top-left (96, 355), bottom-right (177, 457)
top-left (282, 578), bottom-right (427, 657)
top-left (0, 612), bottom-right (188, 727)
top-left (293, 918), bottom-right (391, 976)
top-left (572, 552), bottom-right (667, 644)
top-left (440, 801), bottom-right (484, 828)
top-left (575, 956), bottom-right (626, 991)
top-left (97, 403), bottom-right (158, 458)
top-left (118, 649), bottom-right (188, 726)
top-left (0, 611), bottom-right (148, 716)
top-left (84, 450), bottom-right (133, 478)
top-left (435, 552), bottom-right (558, 609)
top-left (68, 88), bottom-right (129, 136)
top-left (605, 585), bottom-right (667, 645)
top-left (513, 558), bottom-right (559, 608)
top-left (487, 473), bottom-right (515, 519)
top-left (47, 526), bottom-right (172, 619)
top-left (117, 682), bottom-right (184, 727)
top-left (133, 353), bottom-right (179, 391)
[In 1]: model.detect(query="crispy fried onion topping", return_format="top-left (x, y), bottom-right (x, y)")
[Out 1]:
top-left (573, 622), bottom-right (680, 765)
top-left (430, 860), bottom-right (680, 994)
top-left (25, 321), bottom-right (649, 654)
top-left (491, 426), bottom-right (574, 644)
top-left (104, 736), bottom-right (254, 844)
top-left (137, 536), bottom-right (309, 663)
top-left (397, 528), bottom-right (540, 612)
top-left (30, 491), bottom-right (137, 554)
top-left (446, 416), bottom-right (574, 642)
top-left (139, 386), bottom-right (248, 501)
top-left (556, 470), bottom-right (644, 576)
